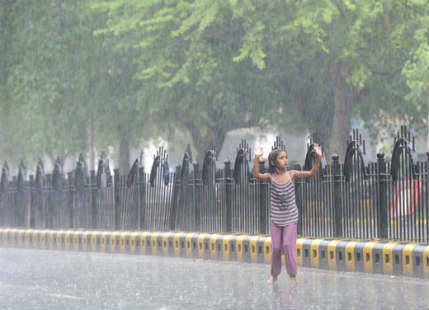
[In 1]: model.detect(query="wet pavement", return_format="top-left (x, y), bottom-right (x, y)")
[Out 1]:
top-left (0, 248), bottom-right (428, 310)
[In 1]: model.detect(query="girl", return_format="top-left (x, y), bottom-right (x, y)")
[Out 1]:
top-left (252, 144), bottom-right (322, 285)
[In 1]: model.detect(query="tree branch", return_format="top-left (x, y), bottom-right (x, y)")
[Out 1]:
top-left (370, 65), bottom-right (403, 77)
top-left (201, 33), bottom-right (239, 50)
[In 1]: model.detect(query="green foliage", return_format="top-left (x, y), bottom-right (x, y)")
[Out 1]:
top-left (1, 0), bottom-right (429, 165)
top-left (89, 0), bottom-right (334, 158)
top-left (0, 0), bottom-right (158, 167)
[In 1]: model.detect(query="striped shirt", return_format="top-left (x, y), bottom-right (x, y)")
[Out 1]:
top-left (270, 177), bottom-right (299, 227)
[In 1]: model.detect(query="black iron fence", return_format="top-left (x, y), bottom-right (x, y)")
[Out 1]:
top-left (0, 126), bottom-right (428, 243)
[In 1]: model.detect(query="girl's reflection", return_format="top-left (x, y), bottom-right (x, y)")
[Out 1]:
top-left (272, 284), bottom-right (300, 310)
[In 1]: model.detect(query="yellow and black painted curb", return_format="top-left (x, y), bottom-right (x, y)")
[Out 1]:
top-left (1, 228), bottom-right (428, 278)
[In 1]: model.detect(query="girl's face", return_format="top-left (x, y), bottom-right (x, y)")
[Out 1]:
top-left (276, 151), bottom-right (288, 169)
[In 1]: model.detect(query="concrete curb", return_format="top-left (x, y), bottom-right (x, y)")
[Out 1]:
top-left (1, 228), bottom-right (428, 278)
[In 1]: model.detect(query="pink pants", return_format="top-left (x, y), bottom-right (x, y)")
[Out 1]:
top-left (270, 221), bottom-right (297, 278)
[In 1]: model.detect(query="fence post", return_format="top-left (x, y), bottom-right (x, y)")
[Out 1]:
top-left (11, 176), bottom-right (17, 227)
top-left (114, 169), bottom-right (120, 230)
top-left (67, 172), bottom-right (73, 228)
top-left (169, 166), bottom-right (181, 231)
top-left (138, 167), bottom-right (145, 230)
top-left (168, 166), bottom-right (181, 230)
top-left (0, 166), bottom-right (9, 227)
top-left (332, 154), bottom-right (343, 237)
top-left (90, 170), bottom-right (97, 229)
top-left (259, 159), bottom-right (268, 234)
top-left (427, 153), bottom-right (429, 243)
top-left (293, 164), bottom-right (303, 236)
top-left (224, 161), bottom-right (232, 232)
top-left (16, 176), bottom-right (24, 228)
top-left (29, 175), bottom-right (34, 228)
top-left (193, 162), bottom-right (201, 231)
top-left (46, 174), bottom-right (52, 229)
top-left (135, 166), bottom-right (141, 231)
top-left (377, 153), bottom-right (388, 239)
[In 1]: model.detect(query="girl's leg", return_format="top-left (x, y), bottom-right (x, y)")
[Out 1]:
top-left (283, 223), bottom-right (297, 278)
top-left (270, 220), bottom-right (283, 279)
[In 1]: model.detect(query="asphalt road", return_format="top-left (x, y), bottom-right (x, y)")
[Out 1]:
top-left (0, 247), bottom-right (428, 310)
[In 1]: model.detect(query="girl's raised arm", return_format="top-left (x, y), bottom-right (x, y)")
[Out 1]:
top-left (252, 146), bottom-right (271, 180)
top-left (290, 144), bottom-right (322, 180)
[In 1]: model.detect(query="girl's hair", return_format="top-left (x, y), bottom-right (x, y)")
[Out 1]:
top-left (268, 148), bottom-right (286, 174)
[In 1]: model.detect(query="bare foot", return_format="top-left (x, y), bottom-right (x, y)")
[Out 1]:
top-left (267, 276), bottom-right (278, 286)
top-left (288, 277), bottom-right (297, 285)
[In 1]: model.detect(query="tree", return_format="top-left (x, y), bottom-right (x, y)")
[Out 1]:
top-left (277, 0), bottom-right (427, 158)
top-left (0, 1), bottom-right (103, 165)
top-left (90, 0), bottom-right (331, 160)
top-left (0, 0), bottom-right (155, 173)
top-left (2, 0), bottom-right (425, 169)
top-left (401, 1), bottom-right (429, 149)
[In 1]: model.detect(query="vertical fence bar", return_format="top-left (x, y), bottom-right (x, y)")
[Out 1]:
top-left (332, 154), bottom-right (342, 237)
top-left (423, 152), bottom-right (429, 242)
top-left (357, 152), bottom-right (362, 239)
top-left (422, 161), bottom-right (425, 242)
top-left (377, 153), bottom-right (388, 239)
top-left (294, 164), bottom-right (303, 236)
top-left (139, 167), bottom-right (145, 230)
top-left (114, 169), bottom-right (120, 230)
top-left (368, 164), bottom-right (373, 238)
top-left (422, 161), bottom-right (427, 243)
top-left (302, 168), bottom-right (307, 236)
top-left (29, 175), bottom-right (34, 228)
top-left (136, 166), bottom-right (142, 230)
top-left (372, 163), bottom-right (377, 237)
top-left (46, 174), bottom-right (52, 229)
top-left (309, 166), bottom-right (314, 236)
top-left (67, 172), bottom-right (73, 229)
top-left (224, 161), bottom-right (232, 232)
top-left (352, 154), bottom-right (357, 239)
top-left (399, 147), bottom-right (403, 241)
top-left (196, 163), bottom-right (203, 232)
top-left (329, 165), bottom-right (334, 237)
top-left (402, 143), bottom-right (407, 240)
top-left (387, 162), bottom-right (393, 240)
top-left (259, 160), bottom-right (268, 234)
top-left (418, 162), bottom-right (423, 242)
top-left (169, 166), bottom-right (180, 231)
top-left (148, 170), bottom-right (155, 230)
top-left (409, 154), bottom-right (414, 241)
top-left (90, 171), bottom-right (97, 229)
top-left (16, 176), bottom-right (23, 228)
top-left (152, 169), bottom-right (159, 231)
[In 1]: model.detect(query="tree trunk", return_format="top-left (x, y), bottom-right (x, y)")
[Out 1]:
top-left (427, 92), bottom-right (429, 152)
top-left (118, 133), bottom-right (130, 175)
top-left (88, 116), bottom-right (95, 171)
top-left (327, 61), bottom-right (355, 161)
top-left (427, 112), bottom-right (429, 152)
top-left (186, 122), bottom-right (227, 162)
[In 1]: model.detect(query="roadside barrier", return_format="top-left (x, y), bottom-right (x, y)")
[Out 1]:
top-left (1, 228), bottom-right (428, 278)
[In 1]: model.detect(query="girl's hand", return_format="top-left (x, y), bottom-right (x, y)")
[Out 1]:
top-left (313, 144), bottom-right (322, 157)
top-left (254, 146), bottom-right (264, 157)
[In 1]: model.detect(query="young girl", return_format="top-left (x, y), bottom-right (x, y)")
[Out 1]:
top-left (252, 144), bottom-right (322, 285)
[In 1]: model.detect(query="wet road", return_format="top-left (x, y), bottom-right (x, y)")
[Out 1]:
top-left (0, 248), bottom-right (428, 310)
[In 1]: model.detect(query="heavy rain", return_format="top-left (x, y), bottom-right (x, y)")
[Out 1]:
top-left (1, 1), bottom-right (429, 309)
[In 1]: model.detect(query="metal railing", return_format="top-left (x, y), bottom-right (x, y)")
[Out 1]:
top-left (0, 126), bottom-right (428, 243)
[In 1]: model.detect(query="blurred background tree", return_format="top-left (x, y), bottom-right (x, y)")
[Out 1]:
top-left (0, 0), bottom-right (427, 171)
